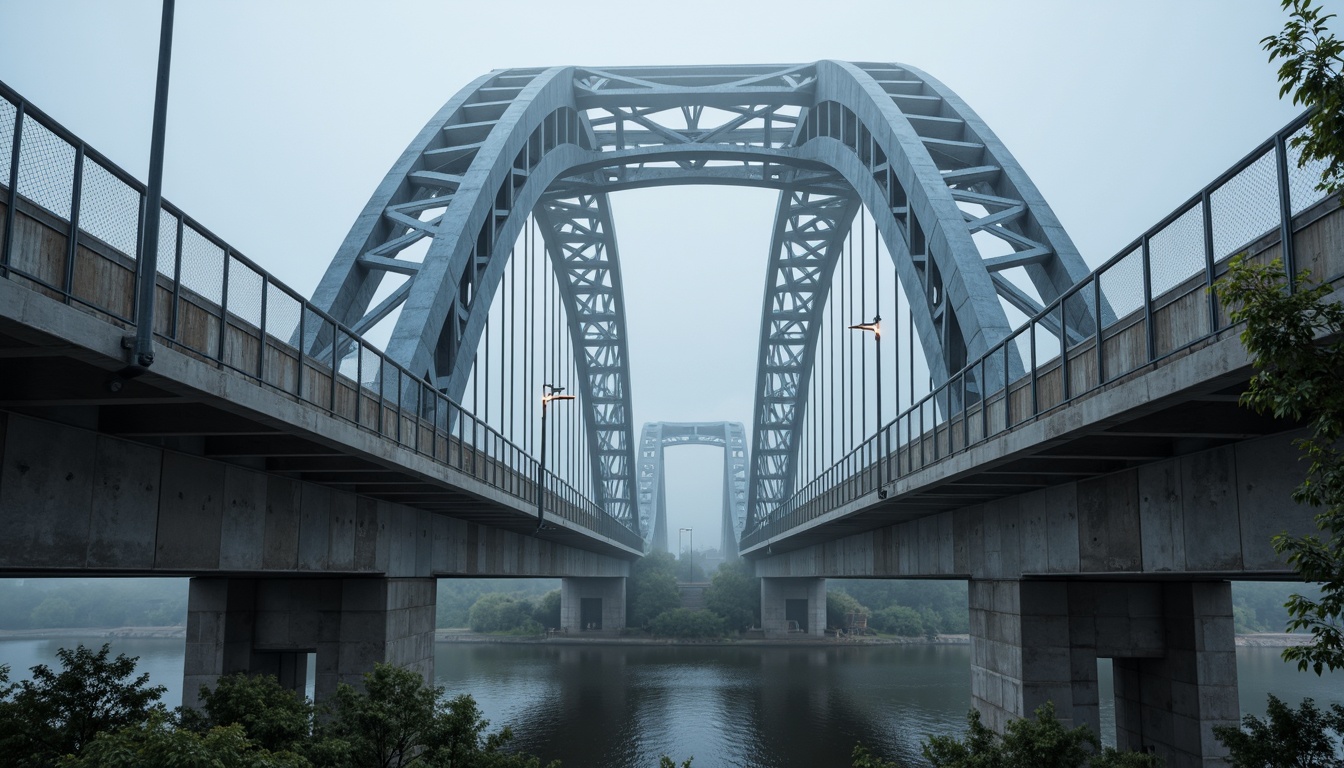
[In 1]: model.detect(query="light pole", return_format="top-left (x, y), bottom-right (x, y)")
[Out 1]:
top-left (848, 314), bottom-right (887, 499)
top-left (536, 383), bottom-right (574, 532)
top-left (679, 527), bottom-right (693, 581)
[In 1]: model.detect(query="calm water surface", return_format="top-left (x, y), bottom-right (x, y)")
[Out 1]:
top-left (2, 638), bottom-right (1341, 767)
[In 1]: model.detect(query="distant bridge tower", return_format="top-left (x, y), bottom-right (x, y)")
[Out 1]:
top-left (637, 422), bottom-right (748, 557)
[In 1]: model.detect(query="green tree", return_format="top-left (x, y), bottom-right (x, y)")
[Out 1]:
top-left (1214, 694), bottom-right (1344, 768)
top-left (1216, 256), bottom-right (1344, 673)
top-left (705, 560), bottom-right (760, 632)
top-left (468, 593), bottom-right (541, 634)
top-left (852, 744), bottom-right (900, 768)
top-left (922, 704), bottom-right (1160, 768)
top-left (627, 551), bottom-right (682, 629)
top-left (58, 711), bottom-right (309, 768)
top-left (871, 605), bottom-right (925, 637)
top-left (313, 664), bottom-right (557, 768)
top-left (1263, 0), bottom-right (1344, 200)
top-left (533, 590), bottom-right (562, 630)
top-left (0, 644), bottom-right (167, 767)
top-left (183, 672), bottom-right (313, 754)
top-left (827, 590), bottom-right (869, 631)
top-left (649, 608), bottom-right (724, 639)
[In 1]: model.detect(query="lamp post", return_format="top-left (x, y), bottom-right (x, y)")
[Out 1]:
top-left (536, 383), bottom-right (575, 532)
top-left (679, 527), bottom-right (693, 581)
top-left (848, 314), bottom-right (886, 499)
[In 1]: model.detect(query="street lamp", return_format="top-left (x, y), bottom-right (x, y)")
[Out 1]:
top-left (848, 314), bottom-right (887, 499)
top-left (536, 383), bottom-right (575, 532)
top-left (679, 527), bottom-right (693, 581)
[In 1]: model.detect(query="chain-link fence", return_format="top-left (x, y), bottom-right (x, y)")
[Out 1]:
top-left (745, 109), bottom-right (1336, 547)
top-left (0, 80), bottom-right (639, 552)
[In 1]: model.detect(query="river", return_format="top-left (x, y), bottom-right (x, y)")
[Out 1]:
top-left (1, 638), bottom-right (1340, 766)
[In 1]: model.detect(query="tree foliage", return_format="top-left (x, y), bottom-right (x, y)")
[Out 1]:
top-left (59, 711), bottom-right (309, 768)
top-left (627, 551), bottom-right (682, 629)
top-left (183, 672), bottom-right (313, 755)
top-left (1216, 256), bottom-right (1344, 673)
top-left (921, 704), bottom-right (1161, 768)
top-left (1263, 0), bottom-right (1344, 200)
top-left (468, 593), bottom-right (543, 635)
top-left (0, 643), bottom-right (167, 767)
top-left (1214, 694), bottom-right (1344, 768)
top-left (832, 580), bottom-right (970, 635)
top-left (649, 608), bottom-right (724, 639)
top-left (826, 590), bottom-right (869, 631)
top-left (704, 560), bottom-right (760, 632)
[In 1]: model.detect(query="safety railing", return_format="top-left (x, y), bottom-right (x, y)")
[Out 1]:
top-left (742, 109), bottom-right (1337, 549)
top-left (0, 79), bottom-right (643, 553)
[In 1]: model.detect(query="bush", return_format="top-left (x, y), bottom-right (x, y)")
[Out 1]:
top-left (468, 593), bottom-right (540, 634)
top-left (627, 551), bottom-right (682, 629)
top-left (533, 590), bottom-right (562, 630)
top-left (705, 561), bottom-right (760, 632)
top-left (0, 644), bottom-right (166, 767)
top-left (184, 672), bottom-right (312, 754)
top-left (827, 591), bottom-right (869, 630)
top-left (871, 605), bottom-right (925, 637)
top-left (1214, 694), bottom-right (1344, 767)
top-left (649, 608), bottom-right (725, 638)
top-left (922, 704), bottom-right (1161, 768)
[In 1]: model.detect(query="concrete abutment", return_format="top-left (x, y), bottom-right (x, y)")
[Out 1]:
top-left (969, 579), bottom-right (1237, 767)
top-left (560, 576), bottom-right (626, 633)
top-left (183, 575), bottom-right (436, 707)
top-left (761, 577), bottom-right (826, 637)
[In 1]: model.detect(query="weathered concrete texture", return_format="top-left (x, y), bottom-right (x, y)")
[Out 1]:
top-left (753, 430), bottom-right (1316, 580)
top-left (560, 577), bottom-right (626, 632)
top-left (0, 411), bottom-right (631, 579)
top-left (184, 576), bottom-right (436, 708)
top-left (969, 579), bottom-right (1236, 768)
top-left (760, 577), bottom-right (826, 637)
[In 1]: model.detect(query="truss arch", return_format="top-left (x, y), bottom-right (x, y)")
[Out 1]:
top-left (313, 62), bottom-right (1089, 540)
top-left (637, 422), bottom-right (749, 556)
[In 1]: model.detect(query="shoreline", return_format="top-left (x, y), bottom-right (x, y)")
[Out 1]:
top-left (0, 628), bottom-right (1316, 649)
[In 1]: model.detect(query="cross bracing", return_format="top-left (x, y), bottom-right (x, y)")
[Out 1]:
top-left (312, 62), bottom-right (1089, 542)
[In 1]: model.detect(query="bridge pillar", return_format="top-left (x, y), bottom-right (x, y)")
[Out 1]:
top-left (760, 577), bottom-right (826, 637)
top-left (560, 577), bottom-right (625, 633)
top-left (969, 579), bottom-right (1237, 767)
top-left (183, 576), bottom-right (436, 708)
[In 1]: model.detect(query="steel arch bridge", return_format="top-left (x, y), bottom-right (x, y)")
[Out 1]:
top-left (312, 61), bottom-right (1090, 542)
top-left (637, 422), bottom-right (749, 556)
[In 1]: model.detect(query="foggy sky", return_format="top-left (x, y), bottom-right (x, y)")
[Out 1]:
top-left (0, 1), bottom-right (1314, 545)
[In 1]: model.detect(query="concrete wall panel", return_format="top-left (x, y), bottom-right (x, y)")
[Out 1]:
top-left (1179, 447), bottom-right (1242, 572)
top-left (1235, 433), bottom-right (1314, 571)
top-left (1078, 471), bottom-right (1141, 572)
top-left (1044, 483), bottom-right (1080, 574)
top-left (0, 415), bottom-right (95, 567)
top-left (262, 476), bottom-right (301, 570)
top-left (87, 435), bottom-right (161, 569)
top-left (156, 452), bottom-right (224, 570)
top-left (298, 484), bottom-right (333, 571)
top-left (1138, 460), bottom-right (1185, 573)
top-left (219, 466), bottom-right (267, 571)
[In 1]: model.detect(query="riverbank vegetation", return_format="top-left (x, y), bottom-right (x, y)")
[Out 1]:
top-left (0, 643), bottom-right (556, 767)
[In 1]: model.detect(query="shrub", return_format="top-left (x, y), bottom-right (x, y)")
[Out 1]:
top-left (649, 608), bottom-right (725, 638)
top-left (1214, 694), bottom-right (1344, 768)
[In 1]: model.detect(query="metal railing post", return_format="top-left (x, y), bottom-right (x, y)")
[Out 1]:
top-left (1202, 190), bottom-right (1218, 333)
top-left (1273, 131), bottom-right (1297, 291)
top-left (63, 143), bottom-right (84, 300)
top-left (2, 100), bottom-right (25, 275)
top-left (1141, 235), bottom-right (1155, 364)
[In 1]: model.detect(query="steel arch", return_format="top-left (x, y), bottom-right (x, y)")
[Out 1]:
top-left (637, 422), bottom-right (749, 556)
top-left (312, 62), bottom-right (1089, 539)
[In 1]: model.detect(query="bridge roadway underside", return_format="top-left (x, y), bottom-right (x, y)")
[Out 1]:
top-left (746, 203), bottom-right (1344, 765)
top-left (0, 272), bottom-right (634, 702)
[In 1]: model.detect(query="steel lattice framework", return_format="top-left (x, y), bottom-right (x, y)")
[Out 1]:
top-left (313, 62), bottom-right (1089, 538)
top-left (637, 422), bottom-right (749, 556)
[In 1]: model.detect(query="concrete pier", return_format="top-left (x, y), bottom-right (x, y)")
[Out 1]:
top-left (183, 576), bottom-right (437, 707)
top-left (761, 577), bottom-right (826, 637)
top-left (560, 576), bottom-right (626, 633)
top-left (969, 579), bottom-right (1237, 767)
